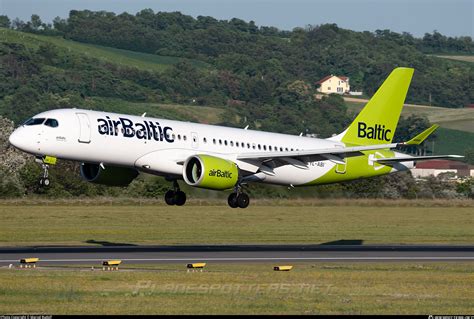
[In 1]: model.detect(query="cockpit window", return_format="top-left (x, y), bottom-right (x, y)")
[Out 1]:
top-left (44, 118), bottom-right (59, 128)
top-left (24, 118), bottom-right (46, 126)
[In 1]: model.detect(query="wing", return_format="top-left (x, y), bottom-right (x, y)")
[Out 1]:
top-left (237, 143), bottom-right (397, 162)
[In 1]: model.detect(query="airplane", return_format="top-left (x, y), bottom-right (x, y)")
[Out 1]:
top-left (8, 67), bottom-right (463, 208)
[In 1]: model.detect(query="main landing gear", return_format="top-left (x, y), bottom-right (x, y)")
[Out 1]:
top-left (165, 180), bottom-right (186, 206)
top-left (227, 186), bottom-right (250, 209)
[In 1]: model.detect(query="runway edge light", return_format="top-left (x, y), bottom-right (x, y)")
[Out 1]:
top-left (20, 258), bottom-right (39, 268)
top-left (274, 265), bottom-right (293, 271)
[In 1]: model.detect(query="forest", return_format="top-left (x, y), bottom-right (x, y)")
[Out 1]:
top-left (0, 10), bottom-right (472, 199)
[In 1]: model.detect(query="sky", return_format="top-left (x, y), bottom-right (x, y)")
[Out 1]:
top-left (0, 0), bottom-right (473, 37)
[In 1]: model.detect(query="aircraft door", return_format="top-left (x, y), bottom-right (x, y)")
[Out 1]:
top-left (76, 113), bottom-right (91, 143)
top-left (191, 132), bottom-right (199, 149)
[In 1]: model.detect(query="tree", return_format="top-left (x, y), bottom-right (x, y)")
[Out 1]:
top-left (30, 14), bottom-right (42, 30)
top-left (0, 15), bottom-right (11, 28)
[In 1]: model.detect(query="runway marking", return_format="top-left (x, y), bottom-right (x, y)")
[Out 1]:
top-left (1, 257), bottom-right (474, 263)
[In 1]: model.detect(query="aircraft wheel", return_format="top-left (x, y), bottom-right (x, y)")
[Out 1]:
top-left (237, 193), bottom-right (250, 209)
top-left (165, 190), bottom-right (176, 205)
top-left (39, 178), bottom-right (44, 186)
top-left (227, 193), bottom-right (238, 208)
top-left (43, 178), bottom-right (50, 187)
top-left (174, 191), bottom-right (186, 206)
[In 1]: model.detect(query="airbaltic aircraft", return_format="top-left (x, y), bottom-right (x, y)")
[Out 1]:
top-left (9, 68), bottom-right (462, 208)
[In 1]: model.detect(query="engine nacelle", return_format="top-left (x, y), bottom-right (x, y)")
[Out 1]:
top-left (80, 163), bottom-right (139, 187)
top-left (183, 155), bottom-right (239, 190)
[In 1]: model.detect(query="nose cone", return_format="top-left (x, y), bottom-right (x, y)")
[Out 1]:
top-left (9, 127), bottom-right (32, 153)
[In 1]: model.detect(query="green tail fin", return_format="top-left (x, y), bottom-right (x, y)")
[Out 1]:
top-left (340, 67), bottom-right (414, 146)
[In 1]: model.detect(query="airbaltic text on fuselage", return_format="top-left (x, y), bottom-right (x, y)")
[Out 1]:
top-left (97, 116), bottom-right (174, 142)
top-left (357, 122), bottom-right (391, 141)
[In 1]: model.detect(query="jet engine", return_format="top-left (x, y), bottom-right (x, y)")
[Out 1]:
top-left (183, 155), bottom-right (239, 190)
top-left (80, 163), bottom-right (139, 186)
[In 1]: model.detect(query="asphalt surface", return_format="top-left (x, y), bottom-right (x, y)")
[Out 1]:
top-left (0, 245), bottom-right (473, 265)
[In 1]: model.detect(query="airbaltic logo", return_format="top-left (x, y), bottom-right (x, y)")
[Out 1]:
top-left (97, 116), bottom-right (174, 142)
top-left (208, 169), bottom-right (233, 179)
top-left (357, 122), bottom-right (392, 142)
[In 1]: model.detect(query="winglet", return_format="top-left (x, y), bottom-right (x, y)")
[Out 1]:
top-left (404, 124), bottom-right (439, 145)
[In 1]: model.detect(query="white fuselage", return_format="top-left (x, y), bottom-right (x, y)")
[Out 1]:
top-left (9, 108), bottom-right (410, 186)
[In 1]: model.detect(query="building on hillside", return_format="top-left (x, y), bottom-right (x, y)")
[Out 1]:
top-left (315, 75), bottom-right (350, 95)
top-left (411, 160), bottom-right (474, 179)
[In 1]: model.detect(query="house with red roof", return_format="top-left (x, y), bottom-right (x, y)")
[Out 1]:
top-left (411, 160), bottom-right (473, 179)
top-left (315, 75), bottom-right (350, 95)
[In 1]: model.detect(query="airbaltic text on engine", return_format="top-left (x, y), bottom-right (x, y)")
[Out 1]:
top-left (208, 169), bottom-right (233, 178)
top-left (357, 122), bottom-right (392, 141)
top-left (97, 116), bottom-right (174, 142)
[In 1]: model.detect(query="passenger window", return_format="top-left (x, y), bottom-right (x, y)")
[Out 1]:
top-left (236, 142), bottom-right (239, 147)
top-left (224, 140), bottom-right (228, 146)
top-left (230, 141), bottom-right (234, 147)
top-left (219, 139), bottom-right (222, 145)
top-left (178, 134), bottom-right (181, 140)
top-left (183, 135), bottom-right (187, 141)
top-left (24, 118), bottom-right (46, 126)
top-left (203, 137), bottom-right (207, 143)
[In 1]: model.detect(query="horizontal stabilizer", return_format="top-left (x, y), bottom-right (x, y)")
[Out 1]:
top-left (375, 155), bottom-right (464, 164)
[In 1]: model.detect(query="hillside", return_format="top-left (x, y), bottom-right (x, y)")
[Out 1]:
top-left (0, 28), bottom-right (209, 72)
top-left (346, 100), bottom-right (474, 155)
top-left (346, 99), bottom-right (474, 133)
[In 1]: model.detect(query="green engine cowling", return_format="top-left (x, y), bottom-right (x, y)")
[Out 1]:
top-left (183, 155), bottom-right (239, 190)
top-left (80, 163), bottom-right (139, 187)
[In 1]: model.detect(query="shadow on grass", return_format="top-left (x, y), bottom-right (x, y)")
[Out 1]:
top-left (85, 240), bottom-right (138, 247)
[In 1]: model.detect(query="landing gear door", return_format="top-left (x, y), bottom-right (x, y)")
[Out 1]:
top-left (334, 145), bottom-right (347, 174)
top-left (76, 113), bottom-right (91, 143)
top-left (191, 132), bottom-right (199, 149)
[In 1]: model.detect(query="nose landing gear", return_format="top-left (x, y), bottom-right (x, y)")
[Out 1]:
top-left (39, 164), bottom-right (50, 187)
top-left (35, 157), bottom-right (53, 187)
top-left (164, 180), bottom-right (187, 206)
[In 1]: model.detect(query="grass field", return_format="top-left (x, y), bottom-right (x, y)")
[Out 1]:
top-left (0, 263), bottom-right (472, 314)
top-left (0, 28), bottom-right (209, 72)
top-left (0, 201), bottom-right (473, 246)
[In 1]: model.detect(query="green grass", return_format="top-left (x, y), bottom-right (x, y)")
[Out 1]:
top-left (0, 263), bottom-right (472, 314)
top-left (0, 28), bottom-right (209, 72)
top-left (0, 203), bottom-right (472, 246)
top-left (86, 97), bottom-right (227, 124)
top-left (433, 127), bottom-right (474, 155)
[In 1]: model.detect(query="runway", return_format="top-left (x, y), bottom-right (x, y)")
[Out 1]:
top-left (1, 244), bottom-right (474, 265)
